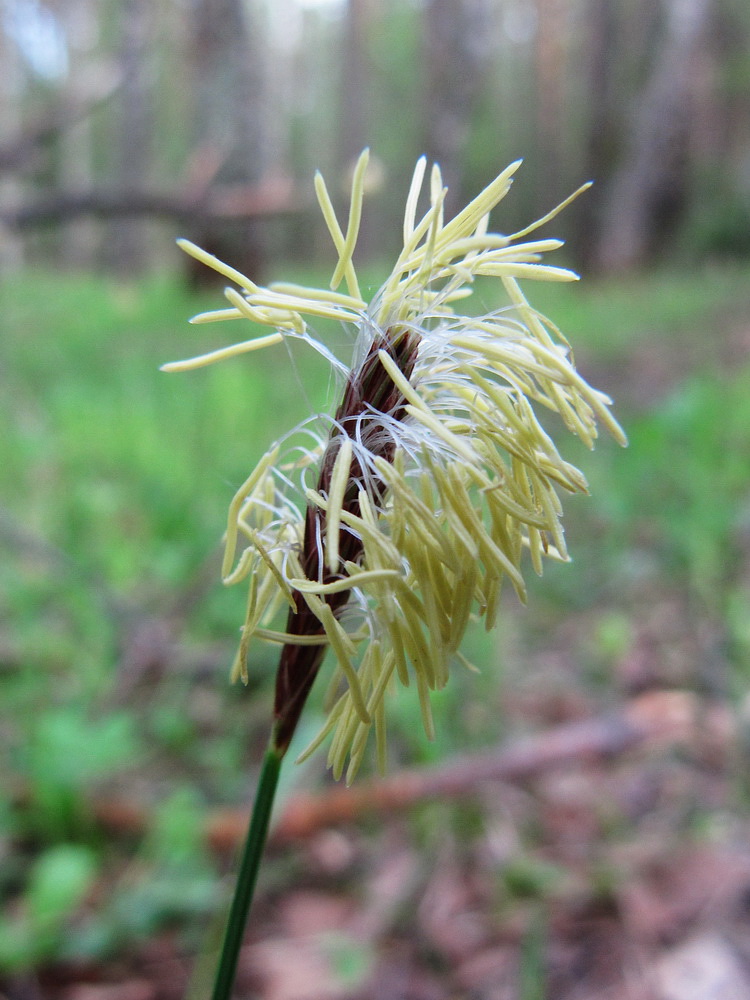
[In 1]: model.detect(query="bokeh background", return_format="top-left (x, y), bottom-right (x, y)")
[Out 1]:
top-left (2, 1), bottom-right (750, 997)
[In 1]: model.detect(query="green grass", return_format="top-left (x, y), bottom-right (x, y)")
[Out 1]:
top-left (1, 259), bottom-right (750, 971)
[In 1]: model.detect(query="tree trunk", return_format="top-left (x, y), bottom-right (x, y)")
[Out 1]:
top-left (575, 0), bottom-right (619, 271)
top-left (339, 0), bottom-right (376, 254)
top-left (187, 0), bottom-right (268, 284)
top-left (340, 0), bottom-right (371, 165)
top-left (534, 0), bottom-right (570, 209)
top-left (596, 0), bottom-right (714, 272)
top-left (105, 0), bottom-right (153, 274)
top-left (0, 20), bottom-right (25, 272)
top-left (422, 0), bottom-right (493, 216)
top-left (58, 0), bottom-right (103, 269)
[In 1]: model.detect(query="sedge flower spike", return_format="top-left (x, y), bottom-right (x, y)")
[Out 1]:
top-left (164, 151), bottom-right (626, 783)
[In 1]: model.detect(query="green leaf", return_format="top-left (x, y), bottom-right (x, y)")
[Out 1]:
top-left (27, 844), bottom-right (98, 927)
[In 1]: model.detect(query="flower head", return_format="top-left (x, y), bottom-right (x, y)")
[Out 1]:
top-left (164, 151), bottom-right (626, 782)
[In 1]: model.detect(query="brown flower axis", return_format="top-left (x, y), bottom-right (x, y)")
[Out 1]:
top-left (272, 326), bottom-right (421, 754)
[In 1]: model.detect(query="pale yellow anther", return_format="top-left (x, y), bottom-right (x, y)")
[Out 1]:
top-left (314, 149), bottom-right (369, 301)
top-left (289, 569), bottom-right (401, 595)
top-left (316, 603), bottom-right (370, 725)
top-left (176, 238), bottom-right (260, 294)
top-left (507, 181), bottom-right (593, 242)
top-left (222, 448), bottom-right (279, 580)
top-left (188, 307), bottom-right (244, 324)
top-left (222, 546), bottom-right (256, 588)
top-left (438, 160), bottom-right (521, 248)
top-left (246, 531), bottom-right (297, 611)
top-left (269, 282), bottom-right (366, 312)
top-left (325, 437), bottom-right (352, 573)
top-left (160, 331), bottom-right (284, 373)
top-left (474, 262), bottom-right (580, 282)
top-left (405, 403), bottom-right (477, 464)
top-left (403, 156), bottom-right (427, 243)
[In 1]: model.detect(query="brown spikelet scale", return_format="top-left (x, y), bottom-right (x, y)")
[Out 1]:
top-left (273, 327), bottom-right (420, 753)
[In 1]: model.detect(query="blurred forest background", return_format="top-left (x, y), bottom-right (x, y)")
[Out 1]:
top-left (3, 0), bottom-right (750, 275)
top-left (3, 1), bottom-right (750, 999)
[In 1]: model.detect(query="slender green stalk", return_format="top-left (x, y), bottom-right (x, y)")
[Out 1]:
top-left (211, 742), bottom-right (284, 1000)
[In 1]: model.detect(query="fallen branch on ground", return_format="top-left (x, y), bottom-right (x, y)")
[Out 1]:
top-left (206, 690), bottom-right (698, 849)
top-left (86, 691), bottom-right (697, 851)
top-left (0, 181), bottom-right (304, 229)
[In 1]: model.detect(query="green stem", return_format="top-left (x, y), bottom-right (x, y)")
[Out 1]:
top-left (211, 742), bottom-right (284, 1000)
